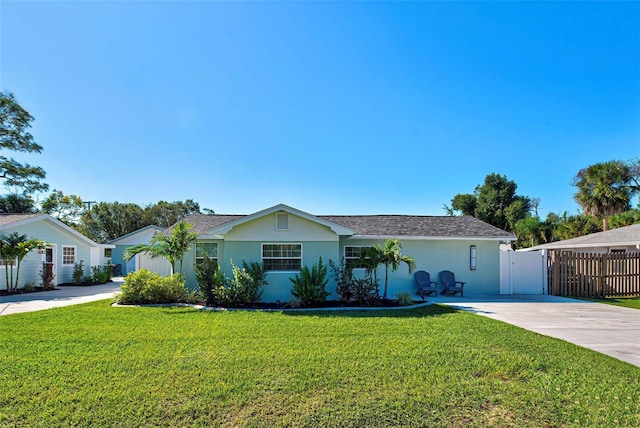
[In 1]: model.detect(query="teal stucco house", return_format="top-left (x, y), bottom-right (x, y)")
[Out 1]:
top-left (170, 204), bottom-right (516, 302)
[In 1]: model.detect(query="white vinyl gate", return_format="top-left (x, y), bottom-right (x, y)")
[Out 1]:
top-left (135, 254), bottom-right (172, 277)
top-left (500, 250), bottom-right (546, 295)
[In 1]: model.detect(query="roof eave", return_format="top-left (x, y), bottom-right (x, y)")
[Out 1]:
top-left (346, 234), bottom-right (516, 241)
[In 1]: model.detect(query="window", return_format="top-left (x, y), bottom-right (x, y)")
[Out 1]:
top-left (195, 242), bottom-right (218, 265)
top-left (345, 246), bottom-right (367, 269)
top-left (104, 248), bottom-right (112, 258)
top-left (470, 245), bottom-right (477, 270)
top-left (62, 246), bottom-right (76, 265)
top-left (275, 212), bottom-right (289, 230)
top-left (262, 243), bottom-right (301, 271)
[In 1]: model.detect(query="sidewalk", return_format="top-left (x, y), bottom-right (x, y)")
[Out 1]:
top-left (0, 278), bottom-right (123, 316)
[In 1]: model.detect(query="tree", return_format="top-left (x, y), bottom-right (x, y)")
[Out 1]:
top-left (449, 173), bottom-right (531, 232)
top-left (358, 245), bottom-right (385, 288)
top-left (123, 220), bottom-right (198, 275)
top-left (514, 217), bottom-right (546, 248)
top-left (41, 190), bottom-right (84, 226)
top-left (572, 160), bottom-right (634, 231)
top-left (450, 193), bottom-right (477, 216)
top-left (77, 202), bottom-right (146, 243)
top-left (0, 193), bottom-right (36, 213)
top-left (0, 92), bottom-right (48, 193)
top-left (0, 232), bottom-right (46, 292)
top-left (143, 199), bottom-right (202, 227)
top-left (379, 239), bottom-right (416, 300)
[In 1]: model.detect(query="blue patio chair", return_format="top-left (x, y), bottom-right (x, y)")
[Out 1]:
top-left (414, 270), bottom-right (438, 300)
top-left (439, 270), bottom-right (465, 297)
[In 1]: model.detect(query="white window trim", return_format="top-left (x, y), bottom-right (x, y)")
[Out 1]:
top-left (275, 212), bottom-right (289, 231)
top-left (62, 245), bottom-right (77, 266)
top-left (195, 242), bottom-right (218, 264)
top-left (261, 243), bottom-right (302, 272)
top-left (344, 245), bottom-right (367, 270)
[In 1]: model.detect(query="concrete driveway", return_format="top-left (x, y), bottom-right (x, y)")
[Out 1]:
top-left (0, 279), bottom-right (122, 316)
top-left (433, 294), bottom-right (640, 368)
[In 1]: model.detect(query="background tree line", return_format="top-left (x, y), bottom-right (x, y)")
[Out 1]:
top-left (445, 160), bottom-right (640, 248)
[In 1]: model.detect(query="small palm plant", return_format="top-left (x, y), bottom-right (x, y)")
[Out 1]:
top-left (381, 239), bottom-right (416, 300)
top-left (0, 233), bottom-right (47, 292)
top-left (124, 221), bottom-right (197, 275)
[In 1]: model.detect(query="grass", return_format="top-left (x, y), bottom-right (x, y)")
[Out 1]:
top-left (0, 301), bottom-right (639, 427)
top-left (577, 296), bottom-right (640, 310)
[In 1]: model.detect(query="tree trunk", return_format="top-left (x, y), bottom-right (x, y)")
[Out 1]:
top-left (15, 259), bottom-right (21, 293)
top-left (383, 264), bottom-right (389, 300)
top-left (602, 216), bottom-right (609, 231)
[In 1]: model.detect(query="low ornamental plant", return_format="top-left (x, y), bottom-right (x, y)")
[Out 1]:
top-left (116, 269), bottom-right (186, 305)
top-left (73, 260), bottom-right (84, 285)
top-left (290, 257), bottom-right (330, 306)
top-left (396, 291), bottom-right (413, 306)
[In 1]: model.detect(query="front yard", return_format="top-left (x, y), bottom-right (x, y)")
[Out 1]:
top-left (0, 301), bottom-right (638, 426)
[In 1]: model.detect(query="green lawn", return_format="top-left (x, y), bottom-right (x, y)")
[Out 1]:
top-left (579, 297), bottom-right (640, 310)
top-left (1, 301), bottom-right (639, 427)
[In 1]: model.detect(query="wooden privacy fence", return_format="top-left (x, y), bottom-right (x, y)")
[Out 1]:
top-left (547, 251), bottom-right (640, 298)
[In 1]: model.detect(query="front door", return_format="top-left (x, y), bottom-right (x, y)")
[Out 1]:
top-left (42, 246), bottom-right (56, 287)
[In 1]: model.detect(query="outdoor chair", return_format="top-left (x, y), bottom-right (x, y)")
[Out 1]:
top-left (439, 270), bottom-right (465, 297)
top-left (414, 270), bottom-right (438, 300)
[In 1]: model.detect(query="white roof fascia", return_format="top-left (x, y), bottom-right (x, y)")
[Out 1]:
top-left (208, 204), bottom-right (354, 236)
top-left (1, 214), bottom-right (108, 248)
top-left (345, 234), bottom-right (516, 241)
top-left (107, 225), bottom-right (165, 244)
top-left (529, 241), bottom-right (640, 251)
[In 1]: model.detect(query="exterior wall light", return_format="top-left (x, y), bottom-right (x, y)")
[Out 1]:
top-left (470, 245), bottom-right (477, 270)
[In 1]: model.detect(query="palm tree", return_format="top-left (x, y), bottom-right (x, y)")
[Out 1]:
top-left (573, 161), bottom-right (634, 231)
top-left (378, 239), bottom-right (416, 300)
top-left (0, 233), bottom-right (46, 292)
top-left (359, 245), bottom-right (384, 292)
top-left (124, 221), bottom-right (198, 275)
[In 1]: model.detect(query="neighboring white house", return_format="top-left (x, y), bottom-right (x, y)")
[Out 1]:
top-left (153, 204), bottom-right (517, 302)
top-left (108, 225), bottom-right (172, 276)
top-left (526, 224), bottom-right (640, 254)
top-left (0, 214), bottom-right (114, 290)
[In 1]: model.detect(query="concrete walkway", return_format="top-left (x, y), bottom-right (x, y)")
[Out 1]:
top-left (0, 279), bottom-right (122, 316)
top-left (432, 294), bottom-right (640, 368)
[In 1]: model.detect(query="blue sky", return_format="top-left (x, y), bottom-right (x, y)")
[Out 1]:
top-left (1, 1), bottom-right (639, 217)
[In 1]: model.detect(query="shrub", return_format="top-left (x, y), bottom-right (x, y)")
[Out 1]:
top-left (290, 257), bottom-right (330, 306)
top-left (91, 265), bottom-right (108, 284)
top-left (141, 274), bottom-right (186, 304)
top-left (73, 260), bottom-right (84, 285)
top-left (212, 260), bottom-right (266, 307)
top-left (329, 258), bottom-right (354, 302)
top-left (117, 269), bottom-right (186, 305)
top-left (352, 277), bottom-right (380, 306)
top-left (396, 291), bottom-right (413, 306)
top-left (194, 255), bottom-right (224, 305)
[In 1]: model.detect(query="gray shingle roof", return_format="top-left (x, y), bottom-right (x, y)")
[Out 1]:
top-left (528, 223), bottom-right (640, 250)
top-left (0, 213), bottom-right (43, 226)
top-left (183, 213), bottom-right (514, 239)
